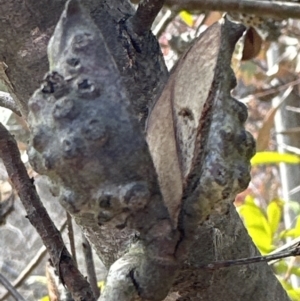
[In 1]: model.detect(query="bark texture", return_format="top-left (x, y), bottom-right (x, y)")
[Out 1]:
top-left (0, 0), bottom-right (167, 124)
top-left (0, 0), bottom-right (291, 301)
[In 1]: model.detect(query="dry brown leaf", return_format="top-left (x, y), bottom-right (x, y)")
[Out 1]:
top-left (204, 11), bottom-right (222, 27)
top-left (146, 77), bottom-right (183, 225)
top-left (242, 27), bottom-right (262, 61)
top-left (146, 22), bottom-right (222, 224)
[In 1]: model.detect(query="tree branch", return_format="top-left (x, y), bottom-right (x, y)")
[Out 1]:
top-left (82, 234), bottom-right (100, 299)
top-left (0, 0), bottom-right (168, 124)
top-left (0, 193), bottom-right (14, 225)
top-left (153, 8), bottom-right (179, 37)
top-left (0, 221), bottom-right (67, 301)
top-left (66, 212), bottom-right (77, 267)
top-left (0, 273), bottom-right (26, 301)
top-left (0, 92), bottom-right (21, 116)
top-left (0, 123), bottom-right (95, 301)
top-left (165, 0), bottom-right (300, 20)
top-left (201, 249), bottom-right (300, 270)
top-left (129, 0), bottom-right (166, 35)
top-left (27, 1), bottom-right (179, 300)
top-left (201, 233), bottom-right (300, 270)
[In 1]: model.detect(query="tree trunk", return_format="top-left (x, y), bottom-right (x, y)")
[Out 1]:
top-left (0, 1), bottom-right (290, 300)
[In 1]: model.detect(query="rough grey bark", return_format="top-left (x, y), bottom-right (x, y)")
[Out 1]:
top-left (0, 0), bottom-right (167, 125)
top-left (28, 2), bottom-right (179, 300)
top-left (163, 19), bottom-right (289, 301)
top-left (175, 204), bottom-right (290, 300)
top-left (0, 0), bottom-right (291, 301)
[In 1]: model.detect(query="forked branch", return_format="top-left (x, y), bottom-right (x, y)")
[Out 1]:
top-left (129, 0), bottom-right (166, 34)
top-left (0, 123), bottom-right (95, 301)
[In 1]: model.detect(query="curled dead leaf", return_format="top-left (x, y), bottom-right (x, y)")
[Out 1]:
top-left (242, 27), bottom-right (262, 61)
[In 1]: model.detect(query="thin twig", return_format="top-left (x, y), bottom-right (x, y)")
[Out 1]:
top-left (129, 0), bottom-right (166, 35)
top-left (165, 0), bottom-right (300, 21)
top-left (0, 123), bottom-right (95, 301)
top-left (0, 221), bottom-right (67, 301)
top-left (0, 248), bottom-right (46, 301)
top-left (194, 13), bottom-right (209, 37)
top-left (0, 193), bottom-right (14, 225)
top-left (277, 127), bottom-right (300, 135)
top-left (238, 78), bottom-right (300, 103)
top-left (277, 142), bottom-right (300, 156)
top-left (0, 92), bottom-right (21, 116)
top-left (202, 252), bottom-right (293, 270)
top-left (0, 273), bottom-right (26, 301)
top-left (286, 105), bottom-right (300, 113)
top-left (82, 233), bottom-right (100, 299)
top-left (200, 238), bottom-right (300, 270)
top-left (66, 212), bottom-right (77, 267)
top-left (269, 236), bottom-right (300, 257)
top-left (153, 9), bottom-right (178, 37)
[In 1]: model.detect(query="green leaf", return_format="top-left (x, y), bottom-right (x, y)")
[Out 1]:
top-left (273, 260), bottom-right (288, 275)
top-left (280, 228), bottom-right (297, 239)
top-left (294, 216), bottom-right (300, 237)
top-left (98, 280), bottom-right (105, 291)
top-left (179, 11), bottom-right (194, 27)
top-left (289, 266), bottom-right (300, 277)
top-left (251, 152), bottom-right (300, 166)
top-left (279, 278), bottom-right (293, 290)
top-left (239, 61), bottom-right (257, 84)
top-left (286, 200), bottom-right (300, 215)
top-left (280, 215), bottom-right (300, 239)
top-left (278, 278), bottom-right (300, 301)
top-left (238, 195), bottom-right (273, 254)
top-left (273, 261), bottom-right (300, 277)
top-left (267, 199), bottom-right (283, 235)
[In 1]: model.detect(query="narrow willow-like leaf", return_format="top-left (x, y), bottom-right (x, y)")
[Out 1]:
top-left (238, 196), bottom-right (273, 254)
top-left (267, 199), bottom-right (283, 235)
top-left (251, 152), bottom-right (300, 165)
